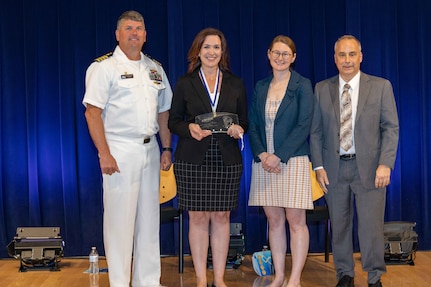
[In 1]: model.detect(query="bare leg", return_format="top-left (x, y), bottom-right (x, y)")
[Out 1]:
top-left (285, 208), bottom-right (308, 287)
top-left (209, 211), bottom-right (230, 287)
top-left (264, 206), bottom-right (287, 287)
top-left (189, 211), bottom-right (211, 287)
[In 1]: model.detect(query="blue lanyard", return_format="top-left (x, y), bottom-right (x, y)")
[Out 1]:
top-left (199, 67), bottom-right (220, 111)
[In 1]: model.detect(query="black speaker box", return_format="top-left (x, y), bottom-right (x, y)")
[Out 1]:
top-left (207, 223), bottom-right (245, 269)
top-left (384, 221), bottom-right (418, 265)
top-left (7, 227), bottom-right (64, 271)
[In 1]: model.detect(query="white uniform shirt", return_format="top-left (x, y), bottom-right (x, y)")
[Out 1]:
top-left (83, 46), bottom-right (173, 138)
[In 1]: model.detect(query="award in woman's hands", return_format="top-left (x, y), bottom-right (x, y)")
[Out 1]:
top-left (195, 112), bottom-right (239, 133)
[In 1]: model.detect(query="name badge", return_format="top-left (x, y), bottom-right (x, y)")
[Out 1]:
top-left (121, 73), bottom-right (134, 79)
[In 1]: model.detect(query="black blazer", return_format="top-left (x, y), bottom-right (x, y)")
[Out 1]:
top-left (168, 68), bottom-right (248, 165)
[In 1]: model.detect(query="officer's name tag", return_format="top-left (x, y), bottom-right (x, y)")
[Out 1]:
top-left (121, 74), bottom-right (134, 79)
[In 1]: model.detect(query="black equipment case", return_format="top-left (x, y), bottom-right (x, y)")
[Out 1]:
top-left (384, 221), bottom-right (418, 265)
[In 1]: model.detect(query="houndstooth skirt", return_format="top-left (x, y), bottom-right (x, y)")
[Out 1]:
top-left (248, 155), bottom-right (313, 209)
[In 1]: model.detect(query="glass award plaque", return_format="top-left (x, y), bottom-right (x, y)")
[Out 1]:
top-left (195, 112), bottom-right (239, 133)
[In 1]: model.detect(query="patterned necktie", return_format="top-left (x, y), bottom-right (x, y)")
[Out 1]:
top-left (340, 83), bottom-right (352, 151)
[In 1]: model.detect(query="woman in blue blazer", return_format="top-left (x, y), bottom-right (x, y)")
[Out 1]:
top-left (248, 35), bottom-right (314, 287)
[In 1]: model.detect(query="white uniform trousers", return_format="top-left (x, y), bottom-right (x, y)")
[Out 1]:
top-left (103, 136), bottom-right (160, 287)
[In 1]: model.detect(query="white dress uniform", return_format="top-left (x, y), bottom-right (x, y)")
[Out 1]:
top-left (83, 46), bottom-right (172, 287)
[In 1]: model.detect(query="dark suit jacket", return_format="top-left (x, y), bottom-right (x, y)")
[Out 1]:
top-left (168, 68), bottom-right (248, 165)
top-left (310, 72), bottom-right (399, 189)
top-left (248, 70), bottom-right (314, 163)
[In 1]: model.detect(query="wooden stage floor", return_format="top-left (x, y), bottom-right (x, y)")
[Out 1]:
top-left (0, 252), bottom-right (430, 286)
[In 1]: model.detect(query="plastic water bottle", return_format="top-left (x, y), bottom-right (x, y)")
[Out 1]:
top-left (89, 247), bottom-right (99, 274)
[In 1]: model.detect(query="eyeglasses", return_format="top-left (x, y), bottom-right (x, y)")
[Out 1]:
top-left (270, 50), bottom-right (292, 60)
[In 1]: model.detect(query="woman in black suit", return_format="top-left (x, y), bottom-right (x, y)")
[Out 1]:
top-left (168, 28), bottom-right (248, 287)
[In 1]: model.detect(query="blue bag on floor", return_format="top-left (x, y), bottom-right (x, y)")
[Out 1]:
top-left (252, 250), bottom-right (274, 276)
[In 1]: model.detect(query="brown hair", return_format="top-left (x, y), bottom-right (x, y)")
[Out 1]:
top-left (187, 28), bottom-right (231, 74)
top-left (268, 35), bottom-right (297, 69)
top-left (268, 35), bottom-right (297, 54)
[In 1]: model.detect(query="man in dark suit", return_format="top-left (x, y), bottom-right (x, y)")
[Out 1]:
top-left (310, 35), bottom-right (399, 287)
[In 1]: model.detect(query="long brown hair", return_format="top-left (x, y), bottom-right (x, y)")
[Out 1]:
top-left (187, 28), bottom-right (231, 74)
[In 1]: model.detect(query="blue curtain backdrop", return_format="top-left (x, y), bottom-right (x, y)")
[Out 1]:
top-left (1, 0), bottom-right (430, 258)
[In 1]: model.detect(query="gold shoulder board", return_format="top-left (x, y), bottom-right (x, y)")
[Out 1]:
top-left (94, 52), bottom-right (113, 62)
top-left (145, 54), bottom-right (162, 66)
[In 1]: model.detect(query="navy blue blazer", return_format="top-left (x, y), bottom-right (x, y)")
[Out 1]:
top-left (168, 68), bottom-right (248, 165)
top-left (248, 70), bottom-right (314, 163)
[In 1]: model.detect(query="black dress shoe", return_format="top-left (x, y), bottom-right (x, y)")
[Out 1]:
top-left (336, 275), bottom-right (354, 287)
top-left (369, 280), bottom-right (382, 287)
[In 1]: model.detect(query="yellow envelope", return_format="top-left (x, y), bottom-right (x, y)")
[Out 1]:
top-left (159, 164), bottom-right (177, 204)
top-left (310, 162), bottom-right (324, 201)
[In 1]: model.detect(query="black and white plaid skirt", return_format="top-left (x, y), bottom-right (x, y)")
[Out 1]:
top-left (174, 136), bottom-right (243, 211)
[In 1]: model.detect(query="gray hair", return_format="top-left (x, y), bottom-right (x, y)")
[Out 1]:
top-left (334, 35), bottom-right (362, 52)
top-left (117, 10), bottom-right (145, 29)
